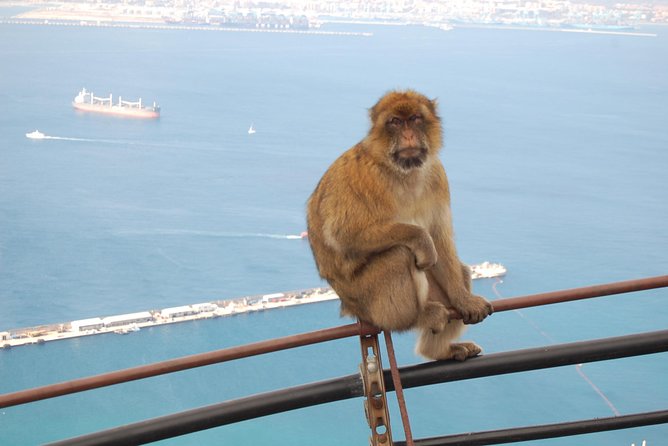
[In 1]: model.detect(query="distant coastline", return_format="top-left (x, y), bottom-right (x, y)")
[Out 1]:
top-left (0, 18), bottom-right (373, 37)
top-left (0, 4), bottom-right (661, 38)
top-left (453, 23), bottom-right (658, 37)
top-left (0, 18), bottom-right (658, 39)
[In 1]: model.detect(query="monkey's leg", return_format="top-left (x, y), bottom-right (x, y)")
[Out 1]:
top-left (335, 246), bottom-right (426, 332)
top-left (415, 272), bottom-right (482, 361)
top-left (427, 232), bottom-right (493, 325)
top-left (454, 262), bottom-right (493, 323)
top-left (431, 260), bottom-right (493, 324)
top-left (416, 320), bottom-right (482, 361)
top-left (415, 271), bottom-right (451, 334)
top-left (461, 262), bottom-right (473, 292)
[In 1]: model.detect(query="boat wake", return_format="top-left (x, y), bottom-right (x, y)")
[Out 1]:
top-left (257, 233), bottom-right (306, 240)
top-left (43, 135), bottom-right (95, 142)
top-left (26, 130), bottom-right (138, 145)
top-left (116, 229), bottom-right (307, 240)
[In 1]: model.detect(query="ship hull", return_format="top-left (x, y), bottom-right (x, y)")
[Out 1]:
top-left (73, 102), bottom-right (160, 119)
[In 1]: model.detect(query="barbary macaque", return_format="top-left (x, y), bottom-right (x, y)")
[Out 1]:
top-left (306, 90), bottom-right (492, 361)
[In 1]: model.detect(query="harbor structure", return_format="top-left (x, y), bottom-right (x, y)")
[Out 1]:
top-left (70, 318), bottom-right (104, 332)
top-left (1, 262), bottom-right (506, 349)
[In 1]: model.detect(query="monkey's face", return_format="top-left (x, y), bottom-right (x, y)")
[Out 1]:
top-left (368, 90), bottom-right (443, 172)
top-left (386, 112), bottom-right (430, 170)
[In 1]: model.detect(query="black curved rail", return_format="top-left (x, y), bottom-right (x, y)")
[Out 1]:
top-left (394, 409), bottom-right (668, 446)
top-left (46, 329), bottom-right (668, 446)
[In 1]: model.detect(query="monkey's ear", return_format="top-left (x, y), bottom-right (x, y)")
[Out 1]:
top-left (429, 98), bottom-right (439, 113)
top-left (368, 105), bottom-right (377, 123)
top-left (368, 94), bottom-right (386, 124)
top-left (369, 103), bottom-right (386, 128)
top-left (427, 97), bottom-right (442, 121)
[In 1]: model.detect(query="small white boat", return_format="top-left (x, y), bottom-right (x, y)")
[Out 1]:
top-left (26, 130), bottom-right (46, 139)
top-left (470, 261), bottom-right (507, 279)
top-left (114, 324), bottom-right (140, 335)
top-left (248, 124), bottom-right (256, 134)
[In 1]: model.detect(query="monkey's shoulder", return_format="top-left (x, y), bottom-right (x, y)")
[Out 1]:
top-left (320, 143), bottom-right (384, 182)
top-left (310, 151), bottom-right (389, 215)
top-left (333, 142), bottom-right (376, 167)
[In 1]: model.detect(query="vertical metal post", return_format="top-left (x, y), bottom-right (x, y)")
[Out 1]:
top-left (360, 330), bottom-right (393, 445)
top-left (384, 330), bottom-right (414, 446)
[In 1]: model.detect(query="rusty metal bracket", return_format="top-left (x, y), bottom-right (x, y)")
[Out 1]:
top-left (384, 330), bottom-right (414, 446)
top-left (359, 327), bottom-right (393, 446)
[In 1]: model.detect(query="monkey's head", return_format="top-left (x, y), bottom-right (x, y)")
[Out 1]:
top-left (366, 90), bottom-right (443, 172)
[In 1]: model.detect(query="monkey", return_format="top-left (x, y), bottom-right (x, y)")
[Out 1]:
top-left (306, 89), bottom-right (493, 361)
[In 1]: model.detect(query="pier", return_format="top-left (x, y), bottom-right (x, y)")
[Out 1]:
top-left (1, 288), bottom-right (338, 349)
top-left (0, 19), bottom-right (373, 37)
top-left (1, 262), bottom-right (505, 350)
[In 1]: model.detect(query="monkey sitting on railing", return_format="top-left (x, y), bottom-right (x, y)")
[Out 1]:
top-left (306, 90), bottom-right (492, 361)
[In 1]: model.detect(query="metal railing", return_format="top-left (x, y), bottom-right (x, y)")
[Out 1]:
top-left (2, 274), bottom-right (667, 446)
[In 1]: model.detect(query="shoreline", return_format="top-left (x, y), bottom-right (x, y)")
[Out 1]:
top-left (0, 18), bottom-right (657, 38)
top-left (1, 262), bottom-right (506, 350)
top-left (0, 18), bottom-right (373, 36)
top-left (0, 7), bottom-right (659, 38)
top-left (453, 23), bottom-right (658, 37)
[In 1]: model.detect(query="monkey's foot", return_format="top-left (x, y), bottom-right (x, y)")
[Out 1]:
top-left (449, 342), bottom-right (482, 361)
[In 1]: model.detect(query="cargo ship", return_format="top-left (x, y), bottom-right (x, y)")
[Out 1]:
top-left (72, 88), bottom-right (160, 119)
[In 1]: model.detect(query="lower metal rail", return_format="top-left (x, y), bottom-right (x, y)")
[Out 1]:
top-left (46, 329), bottom-right (668, 446)
top-left (394, 409), bottom-right (668, 446)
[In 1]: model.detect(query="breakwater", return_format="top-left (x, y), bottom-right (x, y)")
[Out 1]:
top-left (0, 19), bottom-right (373, 37)
top-left (1, 287), bottom-right (338, 349)
top-left (1, 262), bottom-right (505, 349)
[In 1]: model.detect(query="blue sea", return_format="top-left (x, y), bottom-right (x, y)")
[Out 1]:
top-left (1, 14), bottom-right (667, 446)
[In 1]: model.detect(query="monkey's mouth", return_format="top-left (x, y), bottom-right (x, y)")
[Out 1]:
top-left (392, 147), bottom-right (427, 169)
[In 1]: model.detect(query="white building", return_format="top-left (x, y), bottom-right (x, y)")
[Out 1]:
top-left (261, 293), bottom-right (285, 304)
top-left (160, 306), bottom-right (197, 319)
top-left (102, 312), bottom-right (153, 328)
top-left (191, 302), bottom-right (218, 313)
top-left (70, 317), bottom-right (104, 332)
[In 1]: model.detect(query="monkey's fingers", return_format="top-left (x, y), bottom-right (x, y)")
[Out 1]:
top-left (449, 297), bottom-right (493, 324)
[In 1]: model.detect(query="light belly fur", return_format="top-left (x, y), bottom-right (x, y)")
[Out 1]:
top-left (412, 269), bottom-right (429, 306)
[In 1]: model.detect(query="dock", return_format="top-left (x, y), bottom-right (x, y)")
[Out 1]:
top-left (1, 288), bottom-right (338, 349)
top-left (1, 262), bottom-right (505, 349)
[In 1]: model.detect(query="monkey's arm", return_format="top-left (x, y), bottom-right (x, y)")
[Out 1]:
top-left (315, 166), bottom-right (437, 269)
top-left (338, 221), bottom-right (437, 269)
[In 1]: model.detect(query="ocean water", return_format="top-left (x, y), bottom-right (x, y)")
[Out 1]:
top-left (0, 18), bottom-right (667, 446)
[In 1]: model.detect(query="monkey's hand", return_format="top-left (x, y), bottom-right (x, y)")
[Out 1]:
top-left (454, 294), bottom-right (493, 325)
top-left (412, 233), bottom-right (438, 270)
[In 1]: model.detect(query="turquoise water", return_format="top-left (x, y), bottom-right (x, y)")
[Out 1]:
top-left (0, 20), bottom-right (667, 445)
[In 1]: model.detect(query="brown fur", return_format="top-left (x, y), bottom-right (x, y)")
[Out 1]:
top-left (306, 90), bottom-right (492, 360)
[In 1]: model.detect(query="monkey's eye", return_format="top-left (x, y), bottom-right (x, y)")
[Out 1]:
top-left (408, 114), bottom-right (423, 124)
top-left (389, 117), bottom-right (403, 126)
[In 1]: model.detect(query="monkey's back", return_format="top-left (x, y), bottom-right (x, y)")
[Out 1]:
top-left (306, 143), bottom-right (396, 281)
